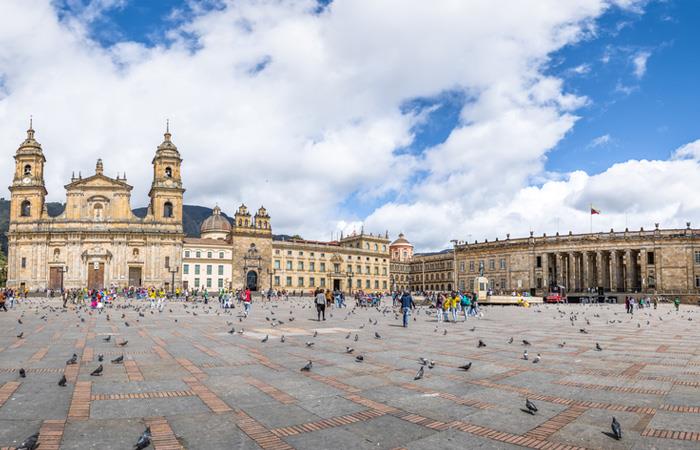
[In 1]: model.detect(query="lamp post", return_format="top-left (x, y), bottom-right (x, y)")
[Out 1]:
top-left (168, 266), bottom-right (179, 295)
top-left (60, 265), bottom-right (69, 293)
top-left (347, 272), bottom-right (353, 296)
top-left (450, 239), bottom-right (459, 292)
top-left (267, 268), bottom-right (276, 295)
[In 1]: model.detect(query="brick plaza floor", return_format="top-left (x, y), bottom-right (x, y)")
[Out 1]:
top-left (0, 298), bottom-right (698, 449)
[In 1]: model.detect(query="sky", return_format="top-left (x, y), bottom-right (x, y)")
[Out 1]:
top-left (1, 0), bottom-right (700, 251)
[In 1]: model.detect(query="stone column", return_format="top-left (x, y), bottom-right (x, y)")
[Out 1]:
top-left (610, 251), bottom-right (617, 292)
top-left (639, 248), bottom-right (648, 292)
top-left (596, 251), bottom-right (604, 290)
top-left (542, 253), bottom-right (550, 289)
top-left (568, 252), bottom-right (577, 291)
top-left (556, 253), bottom-right (564, 286)
top-left (625, 249), bottom-right (636, 293)
top-left (581, 251), bottom-right (589, 292)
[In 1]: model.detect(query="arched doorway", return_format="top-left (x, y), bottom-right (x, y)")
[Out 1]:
top-left (246, 270), bottom-right (258, 291)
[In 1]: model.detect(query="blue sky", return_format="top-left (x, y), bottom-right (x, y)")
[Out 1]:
top-left (66, 0), bottom-right (700, 178)
top-left (547, 0), bottom-right (699, 173)
top-left (4, 0), bottom-right (700, 249)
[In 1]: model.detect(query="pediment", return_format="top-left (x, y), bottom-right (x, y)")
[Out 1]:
top-left (65, 173), bottom-right (133, 191)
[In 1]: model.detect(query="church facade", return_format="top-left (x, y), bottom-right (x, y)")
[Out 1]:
top-left (6, 123), bottom-right (185, 291)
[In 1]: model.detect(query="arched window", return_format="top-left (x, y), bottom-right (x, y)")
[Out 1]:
top-left (238, 219), bottom-right (242, 226)
top-left (132, 248), bottom-right (139, 257)
top-left (165, 167), bottom-right (172, 178)
top-left (20, 200), bottom-right (31, 217)
top-left (53, 249), bottom-right (60, 260)
top-left (23, 164), bottom-right (31, 175)
top-left (93, 203), bottom-right (103, 220)
top-left (163, 201), bottom-right (173, 218)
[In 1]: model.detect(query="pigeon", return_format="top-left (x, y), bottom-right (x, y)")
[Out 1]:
top-left (428, 360), bottom-right (436, 369)
top-left (16, 432), bottom-right (39, 450)
top-left (419, 357), bottom-right (428, 365)
top-left (66, 353), bottom-right (78, 365)
top-left (16, 332), bottom-right (23, 339)
top-left (525, 398), bottom-right (538, 414)
top-left (458, 362), bottom-right (472, 371)
top-left (90, 364), bottom-right (103, 376)
top-left (470, 326), bottom-right (476, 332)
top-left (355, 355), bottom-right (364, 362)
top-left (134, 426), bottom-right (151, 450)
top-left (523, 350), bottom-right (529, 360)
top-left (261, 335), bottom-right (268, 343)
top-left (58, 375), bottom-right (67, 386)
top-left (103, 335), bottom-right (111, 342)
top-left (300, 361), bottom-right (313, 371)
top-left (313, 330), bottom-right (318, 337)
top-left (17, 318), bottom-right (22, 324)
top-left (228, 328), bottom-right (235, 334)
top-left (558, 342), bottom-right (566, 348)
top-left (579, 328), bottom-right (588, 334)
top-left (443, 329), bottom-right (447, 335)
top-left (522, 340), bottom-right (531, 346)
top-left (595, 343), bottom-right (603, 351)
top-left (414, 365), bottom-right (424, 380)
top-left (346, 347), bottom-right (354, 353)
top-left (280, 335), bottom-right (286, 343)
top-left (508, 337), bottom-right (513, 344)
top-left (345, 332), bottom-right (351, 339)
top-left (111, 355), bottom-right (124, 364)
top-left (533, 353), bottom-right (541, 363)
top-left (375, 332), bottom-right (381, 339)
top-left (611, 417), bottom-right (622, 440)
top-left (125, 322), bottom-right (130, 327)
top-left (354, 334), bottom-right (359, 342)
top-left (119, 340), bottom-right (128, 346)
top-left (305, 341), bottom-right (314, 347)
top-left (98, 354), bottom-right (104, 362)
top-left (19, 368), bottom-right (26, 378)
top-left (478, 340), bottom-right (486, 348)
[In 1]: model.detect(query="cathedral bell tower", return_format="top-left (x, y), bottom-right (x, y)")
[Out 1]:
top-left (9, 118), bottom-right (47, 221)
top-left (148, 121), bottom-right (185, 223)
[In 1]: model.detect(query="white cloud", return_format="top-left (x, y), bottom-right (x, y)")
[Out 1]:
top-left (632, 50), bottom-right (651, 78)
top-left (588, 133), bottom-right (611, 148)
top-left (0, 0), bottom-right (652, 249)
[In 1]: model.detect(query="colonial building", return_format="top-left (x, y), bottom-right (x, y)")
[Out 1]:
top-left (6, 123), bottom-right (185, 291)
top-left (182, 208), bottom-right (391, 293)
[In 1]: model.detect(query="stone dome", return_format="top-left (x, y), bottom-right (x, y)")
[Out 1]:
top-left (200, 206), bottom-right (231, 235)
top-left (390, 233), bottom-right (412, 247)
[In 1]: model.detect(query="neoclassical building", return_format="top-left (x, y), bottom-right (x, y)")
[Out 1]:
top-left (6, 123), bottom-right (185, 291)
top-left (393, 227), bottom-right (700, 300)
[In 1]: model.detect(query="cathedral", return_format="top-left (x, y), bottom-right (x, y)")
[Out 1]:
top-left (6, 122), bottom-right (185, 291)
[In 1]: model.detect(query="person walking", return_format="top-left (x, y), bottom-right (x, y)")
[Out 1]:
top-left (435, 293), bottom-right (444, 323)
top-left (315, 288), bottom-right (327, 321)
top-left (400, 290), bottom-right (415, 328)
top-left (243, 288), bottom-right (252, 317)
top-left (461, 293), bottom-right (470, 321)
top-left (674, 296), bottom-right (680, 312)
top-left (0, 290), bottom-right (6, 312)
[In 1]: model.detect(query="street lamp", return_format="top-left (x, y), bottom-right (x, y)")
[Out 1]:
top-left (168, 266), bottom-right (179, 295)
top-left (347, 272), bottom-right (353, 296)
top-left (60, 265), bottom-right (69, 292)
top-left (267, 268), bottom-right (276, 295)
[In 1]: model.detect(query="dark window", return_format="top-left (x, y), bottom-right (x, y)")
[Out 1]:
top-left (20, 200), bottom-right (31, 217)
top-left (163, 201), bottom-right (173, 218)
top-left (165, 167), bottom-right (172, 178)
top-left (23, 164), bottom-right (31, 175)
top-left (165, 256), bottom-right (170, 269)
top-left (536, 256), bottom-right (542, 268)
top-left (21, 257), bottom-right (26, 268)
top-left (647, 251), bottom-right (655, 265)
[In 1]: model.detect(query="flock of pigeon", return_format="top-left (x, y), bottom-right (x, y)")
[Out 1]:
top-left (5, 296), bottom-right (695, 448)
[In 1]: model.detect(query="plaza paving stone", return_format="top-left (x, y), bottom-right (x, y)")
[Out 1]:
top-left (0, 298), bottom-right (698, 449)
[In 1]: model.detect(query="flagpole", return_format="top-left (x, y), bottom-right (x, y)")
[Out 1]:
top-left (590, 203), bottom-right (593, 234)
